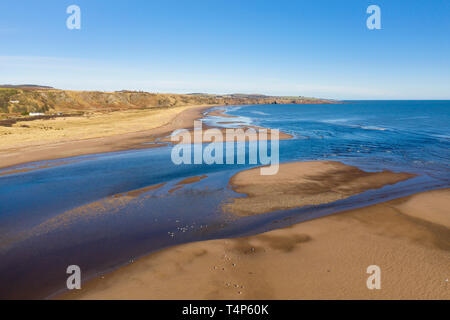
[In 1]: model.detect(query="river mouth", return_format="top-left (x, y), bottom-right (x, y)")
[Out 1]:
top-left (0, 101), bottom-right (449, 299)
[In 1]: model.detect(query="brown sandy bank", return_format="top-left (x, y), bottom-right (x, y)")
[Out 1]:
top-left (0, 105), bottom-right (214, 169)
top-left (224, 161), bottom-right (415, 216)
top-left (164, 103), bottom-right (293, 143)
top-left (60, 188), bottom-right (449, 300)
top-left (163, 124), bottom-right (292, 143)
top-left (206, 109), bottom-right (237, 118)
top-left (0, 104), bottom-right (292, 170)
top-left (168, 175), bottom-right (209, 193)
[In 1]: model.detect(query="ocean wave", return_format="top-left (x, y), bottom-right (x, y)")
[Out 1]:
top-left (321, 118), bottom-right (361, 124)
top-left (250, 111), bottom-right (270, 116)
top-left (359, 125), bottom-right (388, 131)
top-left (430, 134), bottom-right (450, 141)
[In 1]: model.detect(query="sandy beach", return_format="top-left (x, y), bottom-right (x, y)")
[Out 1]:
top-left (59, 162), bottom-right (449, 300)
top-left (163, 124), bottom-right (292, 144)
top-left (1, 102), bottom-right (448, 300)
top-left (162, 107), bottom-right (292, 143)
top-left (0, 104), bottom-right (293, 170)
top-left (3, 1), bottom-right (449, 306)
top-left (0, 105), bottom-right (215, 169)
top-left (223, 161), bottom-right (415, 216)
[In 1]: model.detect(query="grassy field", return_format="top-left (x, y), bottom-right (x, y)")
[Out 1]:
top-left (0, 106), bottom-right (201, 149)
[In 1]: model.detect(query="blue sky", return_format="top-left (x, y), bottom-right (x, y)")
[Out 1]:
top-left (1, 0), bottom-right (449, 99)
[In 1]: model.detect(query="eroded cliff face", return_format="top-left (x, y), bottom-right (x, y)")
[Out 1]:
top-left (0, 88), bottom-right (334, 115)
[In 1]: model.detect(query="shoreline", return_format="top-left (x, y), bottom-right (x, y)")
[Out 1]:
top-left (0, 104), bottom-right (293, 170)
top-left (223, 161), bottom-right (416, 216)
top-left (2, 101), bottom-right (448, 300)
top-left (0, 104), bottom-right (215, 170)
top-left (57, 161), bottom-right (448, 300)
top-left (59, 186), bottom-right (450, 300)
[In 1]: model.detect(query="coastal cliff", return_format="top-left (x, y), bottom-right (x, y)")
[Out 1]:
top-left (0, 86), bottom-right (334, 115)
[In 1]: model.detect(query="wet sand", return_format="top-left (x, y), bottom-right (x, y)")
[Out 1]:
top-left (168, 175), bottom-right (208, 193)
top-left (207, 109), bottom-right (237, 118)
top-left (59, 164), bottom-right (449, 300)
top-left (223, 161), bottom-right (415, 216)
top-left (0, 105), bottom-right (292, 170)
top-left (0, 105), bottom-right (214, 170)
top-left (163, 124), bottom-right (292, 143)
top-left (0, 159), bottom-right (77, 176)
top-left (176, 175), bottom-right (208, 185)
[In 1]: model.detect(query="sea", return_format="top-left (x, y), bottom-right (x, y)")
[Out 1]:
top-left (0, 100), bottom-right (449, 298)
